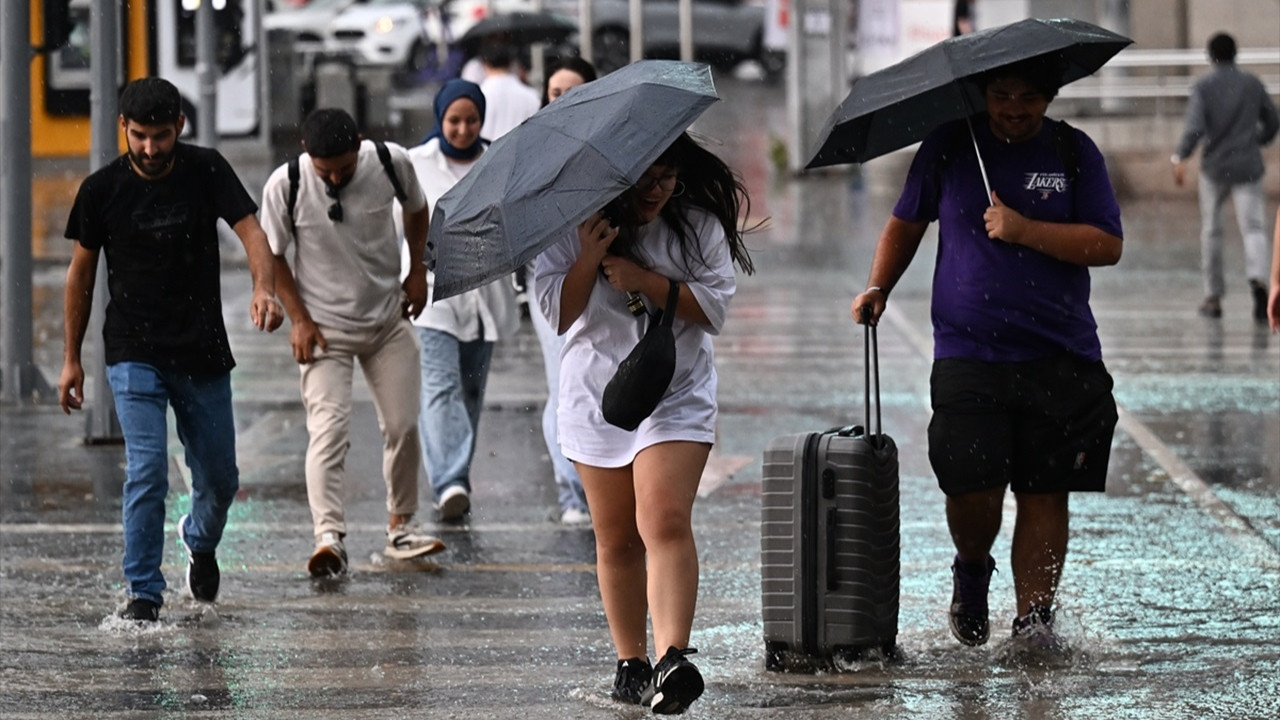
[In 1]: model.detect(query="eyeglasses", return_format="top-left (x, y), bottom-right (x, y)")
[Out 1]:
top-left (634, 173), bottom-right (680, 193)
top-left (325, 183), bottom-right (343, 222)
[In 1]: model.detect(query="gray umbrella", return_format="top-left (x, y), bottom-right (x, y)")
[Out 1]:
top-left (806, 17), bottom-right (1132, 174)
top-left (427, 60), bottom-right (718, 301)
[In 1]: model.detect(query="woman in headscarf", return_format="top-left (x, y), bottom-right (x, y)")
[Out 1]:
top-left (403, 79), bottom-right (518, 523)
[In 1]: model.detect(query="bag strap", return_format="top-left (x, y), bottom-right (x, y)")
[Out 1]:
top-left (374, 140), bottom-right (408, 202)
top-left (286, 157), bottom-right (300, 236)
top-left (656, 279), bottom-right (680, 328)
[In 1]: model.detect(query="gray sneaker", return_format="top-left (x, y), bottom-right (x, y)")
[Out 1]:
top-left (307, 532), bottom-right (348, 577)
top-left (385, 522), bottom-right (446, 560)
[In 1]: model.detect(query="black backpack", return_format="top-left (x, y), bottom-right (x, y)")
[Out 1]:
top-left (285, 140), bottom-right (407, 234)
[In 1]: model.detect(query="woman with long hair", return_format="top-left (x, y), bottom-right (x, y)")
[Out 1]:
top-left (532, 131), bottom-right (754, 713)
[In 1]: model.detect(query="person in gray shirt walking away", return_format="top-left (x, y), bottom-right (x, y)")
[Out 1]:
top-left (1172, 31), bottom-right (1280, 320)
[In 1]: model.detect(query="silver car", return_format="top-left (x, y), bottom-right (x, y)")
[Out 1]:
top-left (545, 0), bottom-right (779, 75)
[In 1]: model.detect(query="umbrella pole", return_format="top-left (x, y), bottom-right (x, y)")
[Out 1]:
top-left (963, 114), bottom-right (994, 205)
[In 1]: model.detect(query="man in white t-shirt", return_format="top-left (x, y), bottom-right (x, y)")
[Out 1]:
top-left (478, 43), bottom-right (541, 141)
top-left (260, 108), bottom-right (445, 577)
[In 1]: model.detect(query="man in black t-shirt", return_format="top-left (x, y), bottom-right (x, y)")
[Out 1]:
top-left (58, 78), bottom-right (282, 623)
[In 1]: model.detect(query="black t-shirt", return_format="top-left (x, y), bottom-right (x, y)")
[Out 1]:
top-left (65, 143), bottom-right (258, 375)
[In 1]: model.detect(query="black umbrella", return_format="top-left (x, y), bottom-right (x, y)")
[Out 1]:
top-left (426, 60), bottom-right (718, 302)
top-left (806, 17), bottom-right (1132, 170)
top-left (459, 11), bottom-right (577, 53)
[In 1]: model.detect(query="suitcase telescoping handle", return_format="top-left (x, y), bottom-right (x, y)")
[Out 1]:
top-left (859, 306), bottom-right (882, 444)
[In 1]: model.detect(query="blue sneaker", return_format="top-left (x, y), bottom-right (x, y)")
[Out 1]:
top-left (949, 555), bottom-right (996, 646)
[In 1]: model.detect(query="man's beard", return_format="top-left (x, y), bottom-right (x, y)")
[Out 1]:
top-left (129, 148), bottom-right (174, 177)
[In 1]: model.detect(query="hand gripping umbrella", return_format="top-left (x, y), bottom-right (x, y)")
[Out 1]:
top-left (806, 17), bottom-right (1132, 193)
top-left (427, 60), bottom-right (718, 301)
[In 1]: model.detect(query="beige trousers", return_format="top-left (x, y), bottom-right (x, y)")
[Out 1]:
top-left (299, 317), bottom-right (421, 539)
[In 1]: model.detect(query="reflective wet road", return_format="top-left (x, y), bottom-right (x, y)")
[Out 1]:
top-left (2, 74), bottom-right (1278, 719)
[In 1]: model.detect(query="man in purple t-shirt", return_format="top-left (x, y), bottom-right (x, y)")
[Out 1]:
top-left (851, 57), bottom-right (1123, 655)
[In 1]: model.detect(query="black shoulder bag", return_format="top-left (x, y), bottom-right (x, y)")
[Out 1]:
top-left (601, 279), bottom-right (681, 431)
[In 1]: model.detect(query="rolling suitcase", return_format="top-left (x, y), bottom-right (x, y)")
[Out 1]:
top-left (761, 320), bottom-right (900, 671)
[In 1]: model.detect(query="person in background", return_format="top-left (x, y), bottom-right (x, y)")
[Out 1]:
top-left (533, 132), bottom-right (755, 713)
top-left (260, 108), bottom-right (445, 577)
top-left (1172, 31), bottom-right (1279, 320)
top-left (530, 56), bottom-right (599, 527)
top-left (852, 57), bottom-right (1123, 657)
top-left (403, 80), bottom-right (519, 523)
top-left (478, 42), bottom-right (541, 142)
top-left (58, 77), bottom-right (282, 622)
top-left (953, 0), bottom-right (976, 36)
top-left (1269, 207), bottom-right (1280, 332)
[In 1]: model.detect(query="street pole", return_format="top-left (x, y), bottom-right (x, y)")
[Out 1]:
top-left (578, 0), bottom-right (592, 68)
top-left (196, 0), bottom-right (218, 149)
top-left (0, 0), bottom-right (54, 404)
top-left (678, 0), bottom-right (692, 63)
top-left (85, 0), bottom-right (123, 442)
top-left (630, 0), bottom-right (643, 64)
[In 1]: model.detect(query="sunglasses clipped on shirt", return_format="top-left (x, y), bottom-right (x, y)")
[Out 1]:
top-left (325, 183), bottom-right (343, 222)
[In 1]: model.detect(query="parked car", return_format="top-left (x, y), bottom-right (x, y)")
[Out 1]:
top-left (263, 0), bottom-right (358, 55)
top-left (544, 0), bottom-right (782, 76)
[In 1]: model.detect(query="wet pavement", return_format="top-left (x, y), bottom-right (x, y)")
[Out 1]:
top-left (2, 75), bottom-right (1279, 719)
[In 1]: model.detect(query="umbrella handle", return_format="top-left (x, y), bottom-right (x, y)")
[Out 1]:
top-left (963, 115), bottom-right (994, 205)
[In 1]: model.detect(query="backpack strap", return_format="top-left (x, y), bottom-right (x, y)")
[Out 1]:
top-left (1051, 119), bottom-right (1081, 184)
top-left (286, 157), bottom-right (300, 236)
top-left (374, 140), bottom-right (408, 202)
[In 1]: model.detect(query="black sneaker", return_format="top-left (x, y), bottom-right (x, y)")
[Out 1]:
top-left (179, 514), bottom-right (220, 602)
top-left (1011, 604), bottom-right (1068, 655)
top-left (949, 555), bottom-right (996, 646)
top-left (1198, 296), bottom-right (1223, 318)
top-left (610, 657), bottom-right (652, 705)
top-left (1250, 280), bottom-right (1268, 321)
top-left (119, 598), bottom-right (160, 622)
top-left (643, 646), bottom-right (703, 715)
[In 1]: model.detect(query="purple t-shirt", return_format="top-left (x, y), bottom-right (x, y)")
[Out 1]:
top-left (893, 117), bottom-right (1123, 362)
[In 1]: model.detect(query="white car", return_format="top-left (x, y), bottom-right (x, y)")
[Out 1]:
top-left (321, 0), bottom-right (543, 75)
top-left (324, 0), bottom-right (441, 72)
top-left (264, 0), bottom-right (358, 54)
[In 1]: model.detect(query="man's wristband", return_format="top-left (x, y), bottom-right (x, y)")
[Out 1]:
top-left (866, 285), bottom-right (887, 296)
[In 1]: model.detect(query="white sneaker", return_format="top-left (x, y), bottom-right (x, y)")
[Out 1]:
top-left (307, 532), bottom-right (348, 577)
top-left (436, 485), bottom-right (471, 521)
top-left (559, 506), bottom-right (592, 527)
top-left (385, 521), bottom-right (446, 560)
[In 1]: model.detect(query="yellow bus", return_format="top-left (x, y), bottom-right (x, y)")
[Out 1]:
top-left (32, 0), bottom-right (262, 158)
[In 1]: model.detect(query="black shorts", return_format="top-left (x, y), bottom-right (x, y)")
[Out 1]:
top-left (928, 354), bottom-right (1118, 497)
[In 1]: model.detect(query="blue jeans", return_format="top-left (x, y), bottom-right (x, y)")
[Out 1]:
top-left (107, 363), bottom-right (239, 605)
top-left (416, 328), bottom-right (493, 499)
top-left (528, 281), bottom-right (588, 513)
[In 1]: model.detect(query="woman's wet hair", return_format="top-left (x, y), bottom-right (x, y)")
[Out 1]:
top-left (301, 108), bottom-right (361, 159)
top-left (119, 77), bottom-right (182, 126)
top-left (610, 132), bottom-right (756, 277)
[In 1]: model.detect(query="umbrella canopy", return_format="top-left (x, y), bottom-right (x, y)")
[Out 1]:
top-left (459, 11), bottom-right (577, 53)
top-left (806, 17), bottom-right (1132, 169)
top-left (427, 60), bottom-right (718, 301)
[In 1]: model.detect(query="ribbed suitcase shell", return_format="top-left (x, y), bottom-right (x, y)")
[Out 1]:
top-left (761, 428), bottom-right (900, 670)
